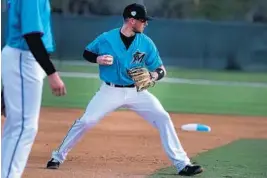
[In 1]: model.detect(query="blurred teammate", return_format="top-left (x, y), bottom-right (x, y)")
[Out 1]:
top-left (1, 0), bottom-right (66, 177)
top-left (46, 3), bottom-right (203, 176)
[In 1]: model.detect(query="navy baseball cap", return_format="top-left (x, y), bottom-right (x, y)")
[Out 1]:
top-left (123, 3), bottom-right (152, 21)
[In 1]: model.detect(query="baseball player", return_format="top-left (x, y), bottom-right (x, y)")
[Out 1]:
top-left (46, 3), bottom-right (203, 176)
top-left (1, 0), bottom-right (66, 177)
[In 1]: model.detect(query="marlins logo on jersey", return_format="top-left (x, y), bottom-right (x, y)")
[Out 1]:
top-left (132, 51), bottom-right (146, 64)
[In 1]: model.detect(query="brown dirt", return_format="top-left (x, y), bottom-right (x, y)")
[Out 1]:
top-left (2, 107), bottom-right (267, 178)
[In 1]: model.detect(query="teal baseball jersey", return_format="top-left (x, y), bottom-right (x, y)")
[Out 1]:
top-left (85, 28), bottom-right (163, 85)
top-left (6, 0), bottom-right (55, 52)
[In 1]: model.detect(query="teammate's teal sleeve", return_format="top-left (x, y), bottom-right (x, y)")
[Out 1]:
top-left (6, 0), bottom-right (55, 52)
top-left (21, 0), bottom-right (44, 35)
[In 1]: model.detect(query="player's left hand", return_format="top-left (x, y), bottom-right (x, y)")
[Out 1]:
top-left (127, 67), bottom-right (155, 92)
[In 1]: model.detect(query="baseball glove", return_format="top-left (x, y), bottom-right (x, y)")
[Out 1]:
top-left (127, 67), bottom-right (155, 92)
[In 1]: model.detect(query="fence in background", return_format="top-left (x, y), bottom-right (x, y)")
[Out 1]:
top-left (1, 13), bottom-right (267, 71)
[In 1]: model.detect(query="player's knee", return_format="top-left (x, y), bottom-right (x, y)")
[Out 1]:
top-left (78, 115), bottom-right (101, 128)
top-left (24, 124), bottom-right (39, 137)
top-left (3, 121), bottom-right (22, 137)
top-left (3, 114), bottom-right (25, 134)
top-left (155, 111), bottom-right (171, 123)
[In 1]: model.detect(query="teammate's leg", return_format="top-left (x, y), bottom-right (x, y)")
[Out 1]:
top-left (127, 90), bottom-right (202, 175)
top-left (1, 47), bottom-right (45, 178)
top-left (48, 84), bottom-right (125, 167)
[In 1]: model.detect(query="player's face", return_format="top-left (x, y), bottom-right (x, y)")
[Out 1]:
top-left (132, 19), bottom-right (148, 33)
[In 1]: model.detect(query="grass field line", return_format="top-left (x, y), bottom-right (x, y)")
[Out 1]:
top-left (59, 72), bottom-right (267, 88)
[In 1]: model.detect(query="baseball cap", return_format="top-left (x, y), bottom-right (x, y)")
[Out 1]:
top-left (123, 3), bottom-right (152, 21)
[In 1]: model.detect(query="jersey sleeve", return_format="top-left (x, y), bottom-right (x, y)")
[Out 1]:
top-left (85, 34), bottom-right (104, 54)
top-left (21, 0), bottom-right (44, 36)
top-left (145, 39), bottom-right (163, 71)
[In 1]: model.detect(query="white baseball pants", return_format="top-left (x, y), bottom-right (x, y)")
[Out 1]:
top-left (51, 83), bottom-right (191, 172)
top-left (1, 45), bottom-right (45, 178)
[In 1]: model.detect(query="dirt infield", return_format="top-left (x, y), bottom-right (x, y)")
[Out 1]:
top-left (2, 107), bottom-right (267, 178)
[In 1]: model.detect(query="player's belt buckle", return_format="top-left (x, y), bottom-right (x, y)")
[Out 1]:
top-left (105, 82), bottom-right (135, 88)
top-left (106, 82), bottom-right (115, 87)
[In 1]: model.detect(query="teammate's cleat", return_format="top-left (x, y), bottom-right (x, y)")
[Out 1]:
top-left (46, 158), bottom-right (60, 169)
top-left (178, 164), bottom-right (203, 176)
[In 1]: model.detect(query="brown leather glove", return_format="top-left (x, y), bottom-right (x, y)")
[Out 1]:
top-left (127, 67), bottom-right (155, 92)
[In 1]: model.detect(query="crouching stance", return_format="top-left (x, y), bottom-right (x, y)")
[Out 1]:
top-left (46, 3), bottom-right (203, 176)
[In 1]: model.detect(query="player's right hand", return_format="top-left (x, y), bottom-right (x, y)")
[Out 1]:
top-left (48, 72), bottom-right (67, 96)
top-left (97, 55), bottom-right (113, 65)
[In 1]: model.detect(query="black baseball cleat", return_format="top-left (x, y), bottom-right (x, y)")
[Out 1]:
top-left (46, 158), bottom-right (60, 169)
top-left (178, 164), bottom-right (203, 176)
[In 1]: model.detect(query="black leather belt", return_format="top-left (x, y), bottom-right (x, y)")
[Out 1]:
top-left (105, 82), bottom-right (135, 88)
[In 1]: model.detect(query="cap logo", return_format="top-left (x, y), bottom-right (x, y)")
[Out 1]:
top-left (131, 11), bottom-right (137, 16)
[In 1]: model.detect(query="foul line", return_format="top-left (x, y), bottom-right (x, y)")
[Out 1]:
top-left (59, 72), bottom-right (267, 88)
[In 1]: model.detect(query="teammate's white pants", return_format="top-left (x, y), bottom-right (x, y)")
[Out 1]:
top-left (51, 83), bottom-right (191, 171)
top-left (1, 46), bottom-right (45, 178)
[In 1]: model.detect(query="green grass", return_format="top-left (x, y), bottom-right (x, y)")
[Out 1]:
top-left (148, 139), bottom-right (267, 178)
top-left (42, 77), bottom-right (267, 116)
top-left (150, 82), bottom-right (267, 116)
top-left (55, 64), bottom-right (267, 83)
top-left (42, 77), bottom-right (102, 109)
